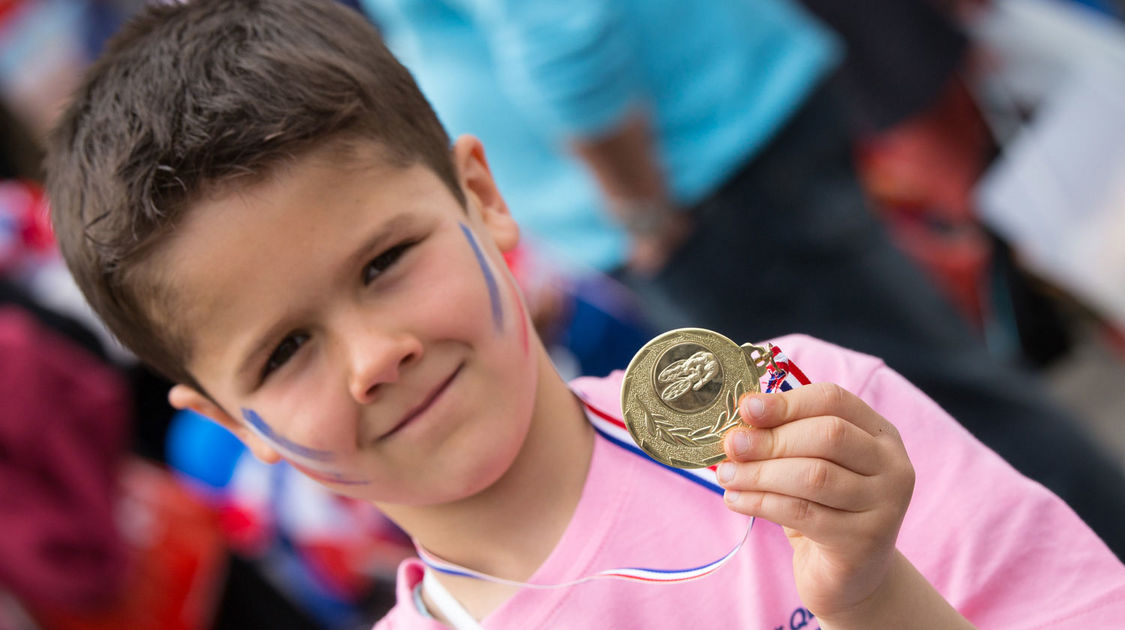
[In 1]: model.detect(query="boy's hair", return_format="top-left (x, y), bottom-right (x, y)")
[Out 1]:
top-left (46, 0), bottom-right (462, 389)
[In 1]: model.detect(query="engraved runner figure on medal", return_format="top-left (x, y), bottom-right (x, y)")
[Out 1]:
top-left (621, 328), bottom-right (779, 469)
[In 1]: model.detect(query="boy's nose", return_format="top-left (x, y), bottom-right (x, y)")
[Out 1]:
top-left (344, 328), bottom-right (423, 404)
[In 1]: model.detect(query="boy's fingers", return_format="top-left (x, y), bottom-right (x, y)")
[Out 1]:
top-left (723, 415), bottom-right (883, 475)
top-left (740, 382), bottom-right (896, 438)
top-left (717, 458), bottom-right (874, 512)
top-left (723, 490), bottom-right (843, 543)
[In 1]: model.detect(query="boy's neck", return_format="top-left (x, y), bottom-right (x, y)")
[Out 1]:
top-left (380, 345), bottom-right (596, 597)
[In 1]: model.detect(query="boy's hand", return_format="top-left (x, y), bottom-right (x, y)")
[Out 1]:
top-left (717, 382), bottom-right (916, 620)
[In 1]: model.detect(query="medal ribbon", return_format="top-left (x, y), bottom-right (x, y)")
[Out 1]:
top-left (764, 344), bottom-right (811, 393)
top-left (416, 344), bottom-right (810, 591)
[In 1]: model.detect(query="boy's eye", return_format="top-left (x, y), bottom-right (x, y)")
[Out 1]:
top-left (363, 241), bottom-right (414, 285)
top-left (262, 333), bottom-right (309, 379)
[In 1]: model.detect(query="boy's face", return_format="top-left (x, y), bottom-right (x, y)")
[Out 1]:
top-left (162, 137), bottom-right (538, 506)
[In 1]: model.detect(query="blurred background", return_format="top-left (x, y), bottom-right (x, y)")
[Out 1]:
top-left (1, 0), bottom-right (1123, 628)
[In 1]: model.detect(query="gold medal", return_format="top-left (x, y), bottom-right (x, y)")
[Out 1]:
top-left (621, 328), bottom-right (777, 469)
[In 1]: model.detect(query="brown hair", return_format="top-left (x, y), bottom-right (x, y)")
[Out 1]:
top-left (46, 0), bottom-right (462, 388)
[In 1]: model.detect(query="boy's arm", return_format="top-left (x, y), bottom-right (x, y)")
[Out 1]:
top-left (448, 0), bottom-right (687, 271)
top-left (717, 383), bottom-right (976, 628)
top-left (567, 111), bottom-right (691, 273)
top-left (816, 550), bottom-right (975, 630)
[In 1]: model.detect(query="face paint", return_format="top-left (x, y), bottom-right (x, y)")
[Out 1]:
top-left (241, 408), bottom-right (372, 485)
top-left (459, 222), bottom-right (503, 331)
top-left (501, 271), bottom-right (530, 354)
top-left (242, 408), bottom-right (335, 461)
top-left (290, 462), bottom-right (372, 486)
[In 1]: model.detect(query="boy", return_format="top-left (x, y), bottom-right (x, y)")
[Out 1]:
top-left (46, 1), bottom-right (1125, 628)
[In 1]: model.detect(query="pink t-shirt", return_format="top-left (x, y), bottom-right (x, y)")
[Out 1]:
top-left (375, 334), bottom-right (1125, 628)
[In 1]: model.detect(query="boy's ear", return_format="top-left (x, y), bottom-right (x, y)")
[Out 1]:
top-left (168, 384), bottom-right (282, 464)
top-left (452, 135), bottom-right (519, 252)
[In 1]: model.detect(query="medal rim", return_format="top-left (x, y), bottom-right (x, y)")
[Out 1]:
top-left (621, 328), bottom-right (763, 469)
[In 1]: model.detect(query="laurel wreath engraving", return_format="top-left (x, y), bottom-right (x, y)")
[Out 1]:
top-left (638, 379), bottom-right (746, 447)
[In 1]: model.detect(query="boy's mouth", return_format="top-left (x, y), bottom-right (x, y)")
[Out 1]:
top-left (377, 362), bottom-right (464, 441)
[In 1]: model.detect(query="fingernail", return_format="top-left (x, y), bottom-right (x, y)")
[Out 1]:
top-left (717, 462), bottom-right (734, 483)
top-left (731, 430), bottom-right (750, 455)
top-left (724, 490), bottom-right (742, 505)
top-left (743, 396), bottom-right (765, 419)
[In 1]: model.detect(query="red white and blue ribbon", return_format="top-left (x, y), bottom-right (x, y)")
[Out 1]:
top-left (416, 344), bottom-right (810, 589)
top-left (766, 344), bottom-right (811, 393)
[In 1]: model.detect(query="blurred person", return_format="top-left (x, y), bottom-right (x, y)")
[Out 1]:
top-left (359, 0), bottom-right (1125, 557)
top-left (0, 280), bottom-right (131, 620)
top-left (0, 0), bottom-right (91, 145)
top-left (801, 0), bottom-right (1028, 340)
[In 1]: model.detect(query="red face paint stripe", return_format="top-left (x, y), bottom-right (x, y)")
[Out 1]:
top-left (502, 271), bottom-right (530, 354)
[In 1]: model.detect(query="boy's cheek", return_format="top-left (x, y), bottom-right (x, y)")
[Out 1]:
top-left (253, 371), bottom-right (359, 456)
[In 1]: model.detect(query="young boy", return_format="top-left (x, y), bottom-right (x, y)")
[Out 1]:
top-left (46, 1), bottom-right (1125, 628)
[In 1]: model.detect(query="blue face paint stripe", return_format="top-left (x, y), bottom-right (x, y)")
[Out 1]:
top-left (459, 222), bottom-right (503, 331)
top-left (290, 461), bottom-right (372, 486)
top-left (241, 408), bottom-right (335, 462)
